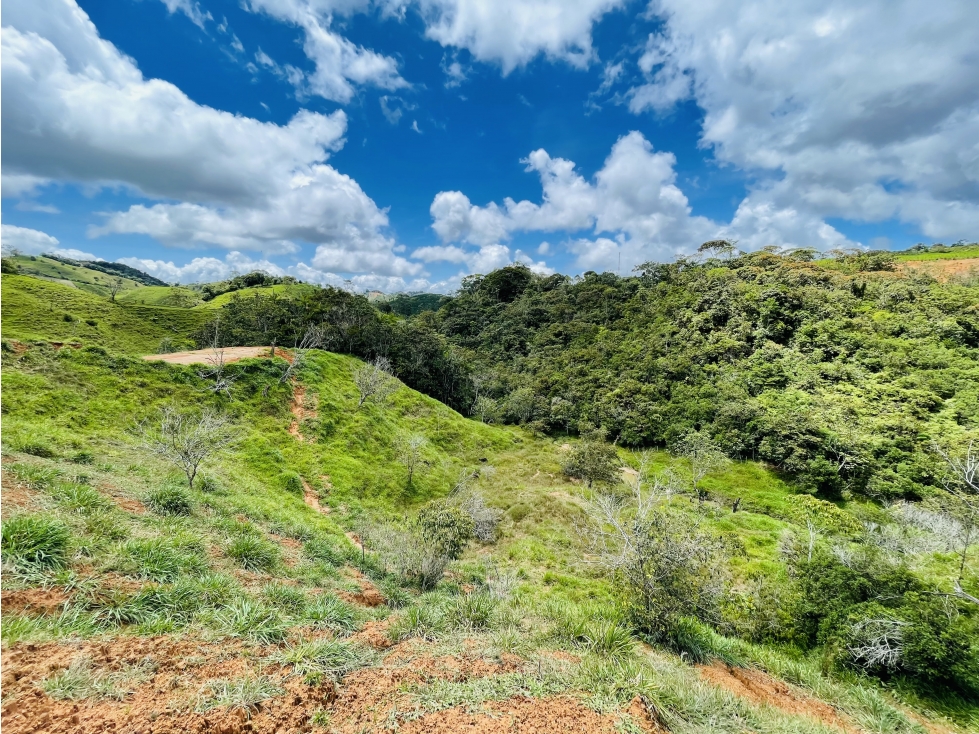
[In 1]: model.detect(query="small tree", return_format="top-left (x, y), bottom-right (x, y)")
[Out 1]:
top-left (278, 324), bottom-right (326, 385)
top-left (109, 277), bottom-right (124, 302)
top-left (417, 500), bottom-right (475, 560)
top-left (139, 407), bottom-right (238, 489)
top-left (561, 427), bottom-right (619, 488)
top-left (580, 469), bottom-right (727, 639)
top-left (395, 433), bottom-right (426, 486)
top-left (354, 356), bottom-right (397, 407)
top-left (674, 430), bottom-right (731, 501)
top-left (197, 319), bottom-right (237, 395)
top-left (933, 438), bottom-right (979, 604)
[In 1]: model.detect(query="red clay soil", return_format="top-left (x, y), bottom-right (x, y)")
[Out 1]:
top-left (301, 478), bottom-right (329, 515)
top-left (698, 663), bottom-right (853, 731)
top-left (0, 588), bottom-right (70, 616)
top-left (898, 258), bottom-right (979, 282)
top-left (398, 696), bottom-right (629, 734)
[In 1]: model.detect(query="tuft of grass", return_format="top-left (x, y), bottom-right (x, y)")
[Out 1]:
top-left (1, 514), bottom-right (71, 570)
top-left (146, 485), bottom-right (193, 516)
top-left (270, 638), bottom-right (374, 681)
top-left (113, 537), bottom-right (207, 582)
top-left (450, 592), bottom-right (497, 631)
top-left (261, 582), bottom-right (309, 614)
top-left (208, 597), bottom-right (287, 644)
top-left (6, 463), bottom-right (62, 490)
top-left (195, 676), bottom-right (284, 716)
top-left (225, 535), bottom-right (280, 572)
top-left (304, 595), bottom-right (358, 632)
top-left (8, 433), bottom-right (58, 458)
top-left (51, 482), bottom-right (111, 513)
top-left (389, 603), bottom-right (446, 642)
top-left (583, 619), bottom-right (635, 660)
top-left (41, 655), bottom-right (156, 702)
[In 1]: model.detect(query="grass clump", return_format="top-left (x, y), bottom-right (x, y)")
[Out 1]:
top-left (41, 655), bottom-right (155, 701)
top-left (390, 603), bottom-right (446, 642)
top-left (261, 582), bottom-right (309, 614)
top-left (114, 537), bottom-right (207, 582)
top-left (51, 482), bottom-right (111, 513)
top-left (208, 597), bottom-right (286, 644)
top-left (195, 676), bottom-right (284, 715)
top-left (271, 638), bottom-right (374, 681)
top-left (6, 463), bottom-right (62, 489)
top-left (304, 595), bottom-right (358, 632)
top-left (146, 485), bottom-right (193, 516)
top-left (450, 592), bottom-right (497, 631)
top-left (1, 514), bottom-right (71, 570)
top-left (225, 535), bottom-right (280, 572)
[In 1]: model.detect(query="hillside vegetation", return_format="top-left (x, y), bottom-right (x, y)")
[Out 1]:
top-left (2, 260), bottom-right (978, 733)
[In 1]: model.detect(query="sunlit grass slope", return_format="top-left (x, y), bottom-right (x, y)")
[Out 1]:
top-left (201, 283), bottom-right (318, 308)
top-left (1, 274), bottom-right (208, 353)
top-left (7, 255), bottom-right (146, 296)
top-left (116, 285), bottom-right (202, 307)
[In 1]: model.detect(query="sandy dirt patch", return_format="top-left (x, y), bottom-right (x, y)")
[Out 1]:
top-left (698, 663), bottom-right (852, 731)
top-left (142, 346), bottom-right (288, 365)
top-left (898, 258), bottom-right (979, 282)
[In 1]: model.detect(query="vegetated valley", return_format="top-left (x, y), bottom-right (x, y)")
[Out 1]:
top-left (1, 244), bottom-right (978, 734)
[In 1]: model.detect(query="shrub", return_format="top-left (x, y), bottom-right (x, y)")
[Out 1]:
top-left (1, 515), bottom-right (70, 570)
top-left (560, 430), bottom-right (619, 488)
top-left (280, 471), bottom-right (304, 497)
top-left (146, 485), bottom-right (192, 516)
top-left (225, 535), bottom-right (280, 572)
top-left (417, 501), bottom-right (475, 560)
top-left (115, 538), bottom-right (207, 582)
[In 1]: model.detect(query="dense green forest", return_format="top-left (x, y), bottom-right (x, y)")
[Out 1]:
top-left (204, 250), bottom-right (979, 501)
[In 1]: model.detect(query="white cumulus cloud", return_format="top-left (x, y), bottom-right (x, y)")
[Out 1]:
top-left (2, 0), bottom-right (410, 277)
top-left (1, 224), bottom-right (99, 260)
top-left (629, 0), bottom-right (979, 242)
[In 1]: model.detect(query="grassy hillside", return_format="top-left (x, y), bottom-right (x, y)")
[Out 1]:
top-left (1, 275), bottom-right (208, 353)
top-left (201, 283), bottom-right (318, 308)
top-left (116, 285), bottom-right (203, 307)
top-left (7, 255), bottom-right (147, 297)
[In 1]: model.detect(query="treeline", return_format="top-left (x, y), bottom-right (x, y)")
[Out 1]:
top-left (425, 253), bottom-right (978, 500)
top-left (195, 287), bottom-right (471, 412)
top-left (200, 271), bottom-right (299, 301)
top-left (200, 251), bottom-right (978, 500)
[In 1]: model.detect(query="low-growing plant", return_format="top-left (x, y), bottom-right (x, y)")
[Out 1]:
top-left (225, 535), bottom-right (280, 572)
top-left (450, 592), bottom-right (497, 631)
top-left (208, 597), bottom-right (286, 644)
top-left (196, 474), bottom-right (221, 493)
top-left (305, 595), bottom-right (358, 632)
top-left (146, 485), bottom-right (193, 516)
top-left (71, 450), bottom-right (95, 465)
top-left (42, 657), bottom-right (130, 701)
top-left (7, 463), bottom-right (61, 489)
top-left (261, 582), bottom-right (309, 614)
top-left (52, 482), bottom-right (111, 513)
top-left (271, 638), bottom-right (373, 680)
top-left (303, 536), bottom-right (347, 565)
top-left (389, 603), bottom-right (446, 642)
top-left (195, 676), bottom-right (284, 715)
top-left (1, 514), bottom-right (70, 570)
top-left (114, 537), bottom-right (207, 582)
top-left (583, 619), bottom-right (635, 659)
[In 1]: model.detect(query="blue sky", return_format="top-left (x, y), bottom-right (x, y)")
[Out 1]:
top-left (2, 0), bottom-right (977, 291)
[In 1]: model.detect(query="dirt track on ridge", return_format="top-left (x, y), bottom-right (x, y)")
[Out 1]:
top-left (142, 346), bottom-right (285, 365)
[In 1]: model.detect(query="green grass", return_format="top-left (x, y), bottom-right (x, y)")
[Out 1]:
top-left (1, 274), bottom-right (208, 353)
top-left (195, 676), bottom-right (284, 714)
top-left (270, 638), bottom-right (374, 680)
top-left (895, 247), bottom-right (979, 261)
top-left (200, 283), bottom-right (317, 308)
top-left (7, 256), bottom-right (145, 297)
top-left (1, 514), bottom-right (71, 570)
top-left (116, 285), bottom-right (202, 307)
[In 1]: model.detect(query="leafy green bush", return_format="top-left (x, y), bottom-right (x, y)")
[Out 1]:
top-left (1, 515), bottom-right (70, 570)
top-left (280, 470), bottom-right (304, 497)
top-left (417, 500), bottom-right (475, 561)
top-left (146, 485), bottom-right (192, 516)
top-left (225, 535), bottom-right (280, 572)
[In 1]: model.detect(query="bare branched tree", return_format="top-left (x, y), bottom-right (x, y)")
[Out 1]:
top-left (354, 356), bottom-right (397, 407)
top-left (394, 433), bottom-right (426, 486)
top-left (579, 468), bottom-right (725, 637)
top-left (448, 467), bottom-right (502, 543)
top-left (846, 616), bottom-right (909, 671)
top-left (673, 430), bottom-right (731, 502)
top-left (933, 439), bottom-right (979, 604)
top-left (109, 277), bottom-right (124, 302)
top-left (278, 324), bottom-right (326, 385)
top-left (197, 320), bottom-right (237, 395)
top-left (138, 406), bottom-right (239, 488)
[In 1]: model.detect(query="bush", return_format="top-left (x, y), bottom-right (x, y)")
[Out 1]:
top-left (280, 471), bottom-right (304, 497)
top-left (560, 432), bottom-right (619, 487)
top-left (1, 515), bottom-right (71, 570)
top-left (225, 535), bottom-right (280, 572)
top-left (417, 501), bottom-right (475, 561)
top-left (146, 485), bottom-right (192, 516)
